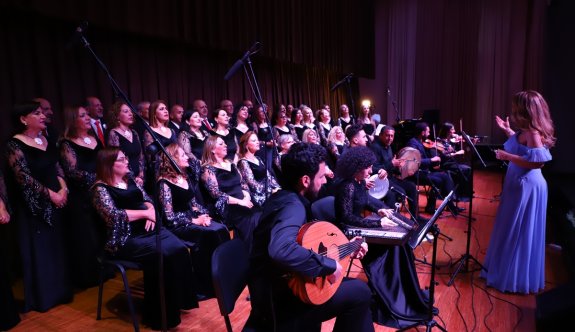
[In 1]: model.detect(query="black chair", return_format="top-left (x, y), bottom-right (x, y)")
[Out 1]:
top-left (310, 196), bottom-right (335, 222)
top-left (96, 256), bottom-right (143, 332)
top-left (211, 239), bottom-right (256, 332)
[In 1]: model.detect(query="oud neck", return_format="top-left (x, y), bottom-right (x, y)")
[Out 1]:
top-left (338, 240), bottom-right (363, 260)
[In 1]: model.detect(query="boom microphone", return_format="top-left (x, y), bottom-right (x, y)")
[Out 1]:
top-left (224, 42), bottom-right (262, 80)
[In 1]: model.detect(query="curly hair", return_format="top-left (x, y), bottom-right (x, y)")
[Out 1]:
top-left (281, 143), bottom-right (326, 191)
top-left (158, 143), bottom-right (186, 181)
top-left (335, 146), bottom-right (376, 180)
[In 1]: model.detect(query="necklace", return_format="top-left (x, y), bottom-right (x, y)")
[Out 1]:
top-left (82, 136), bottom-right (92, 145)
top-left (115, 182), bottom-right (127, 189)
top-left (176, 175), bottom-right (185, 185)
top-left (23, 132), bottom-right (43, 145)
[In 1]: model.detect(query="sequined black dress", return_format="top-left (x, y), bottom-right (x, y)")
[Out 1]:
top-left (237, 157), bottom-right (280, 207)
top-left (5, 138), bottom-right (73, 312)
top-left (59, 138), bottom-right (104, 288)
top-left (201, 164), bottom-right (261, 250)
top-left (91, 179), bottom-right (197, 329)
top-left (157, 178), bottom-right (230, 297)
top-left (178, 129), bottom-right (208, 161)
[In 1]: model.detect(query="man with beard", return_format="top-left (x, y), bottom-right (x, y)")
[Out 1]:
top-left (249, 143), bottom-right (374, 332)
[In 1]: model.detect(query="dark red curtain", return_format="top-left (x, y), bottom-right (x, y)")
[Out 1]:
top-left (0, 0), bottom-right (374, 140)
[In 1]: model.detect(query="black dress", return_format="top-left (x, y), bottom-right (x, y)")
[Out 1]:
top-left (293, 124), bottom-right (306, 141)
top-left (59, 138), bottom-right (104, 288)
top-left (91, 179), bottom-right (197, 330)
top-left (107, 129), bottom-right (145, 181)
top-left (338, 116), bottom-right (355, 132)
top-left (201, 164), bottom-right (261, 251)
top-left (213, 130), bottom-right (238, 161)
top-left (143, 129), bottom-right (177, 193)
top-left (237, 157), bottom-right (280, 207)
top-left (256, 124), bottom-right (274, 171)
top-left (178, 129), bottom-right (208, 161)
top-left (157, 178), bottom-right (230, 298)
top-left (5, 138), bottom-right (73, 312)
top-left (334, 179), bottom-right (428, 328)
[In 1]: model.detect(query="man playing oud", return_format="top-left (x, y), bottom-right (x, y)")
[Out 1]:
top-left (249, 143), bottom-right (374, 331)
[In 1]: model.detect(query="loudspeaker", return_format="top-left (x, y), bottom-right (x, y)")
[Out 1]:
top-left (535, 281), bottom-right (575, 331)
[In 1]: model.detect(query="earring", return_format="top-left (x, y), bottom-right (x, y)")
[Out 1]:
top-left (23, 122), bottom-right (28, 126)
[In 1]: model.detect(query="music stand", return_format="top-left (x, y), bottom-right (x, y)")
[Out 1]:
top-left (447, 132), bottom-right (487, 286)
top-left (398, 191), bottom-right (454, 332)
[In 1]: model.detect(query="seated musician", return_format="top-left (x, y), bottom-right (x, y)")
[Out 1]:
top-left (249, 143), bottom-right (374, 331)
top-left (370, 125), bottom-right (421, 220)
top-left (436, 122), bottom-right (472, 201)
top-left (333, 146), bottom-right (429, 328)
top-left (407, 122), bottom-right (462, 215)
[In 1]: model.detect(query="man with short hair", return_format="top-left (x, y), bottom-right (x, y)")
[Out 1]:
top-left (219, 99), bottom-right (234, 117)
top-left (371, 126), bottom-right (421, 220)
top-left (249, 143), bottom-right (374, 331)
top-left (86, 96), bottom-right (106, 146)
top-left (168, 104), bottom-right (184, 133)
top-left (345, 123), bottom-right (368, 147)
top-left (193, 99), bottom-right (213, 131)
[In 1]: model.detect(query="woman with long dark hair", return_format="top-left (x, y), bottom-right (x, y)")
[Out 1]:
top-left (5, 101), bottom-right (73, 312)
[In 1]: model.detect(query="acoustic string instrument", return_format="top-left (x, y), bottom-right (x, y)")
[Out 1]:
top-left (288, 221), bottom-right (363, 305)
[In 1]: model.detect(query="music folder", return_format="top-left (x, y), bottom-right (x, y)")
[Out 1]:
top-left (408, 190), bottom-right (455, 249)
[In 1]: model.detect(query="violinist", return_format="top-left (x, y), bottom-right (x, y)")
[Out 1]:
top-left (406, 122), bottom-right (461, 215)
top-left (437, 122), bottom-right (473, 201)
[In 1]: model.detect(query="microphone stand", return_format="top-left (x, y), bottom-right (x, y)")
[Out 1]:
top-left (447, 131), bottom-right (487, 286)
top-left (76, 27), bottom-right (181, 332)
top-left (332, 73), bottom-right (356, 117)
top-left (240, 47), bottom-right (278, 196)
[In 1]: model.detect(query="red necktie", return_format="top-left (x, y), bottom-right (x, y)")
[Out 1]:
top-left (95, 120), bottom-right (106, 146)
top-left (203, 119), bottom-right (213, 131)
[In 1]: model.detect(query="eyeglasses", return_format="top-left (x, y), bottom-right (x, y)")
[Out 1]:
top-left (115, 156), bottom-right (129, 163)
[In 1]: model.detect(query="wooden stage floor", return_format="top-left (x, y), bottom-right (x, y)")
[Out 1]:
top-left (9, 169), bottom-right (569, 331)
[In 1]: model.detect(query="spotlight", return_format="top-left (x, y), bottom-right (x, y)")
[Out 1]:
top-left (361, 99), bottom-right (371, 108)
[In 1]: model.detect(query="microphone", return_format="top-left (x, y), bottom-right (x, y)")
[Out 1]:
top-left (390, 186), bottom-right (413, 202)
top-left (330, 73), bottom-right (354, 91)
top-left (224, 42), bottom-right (262, 80)
top-left (66, 21), bottom-right (89, 48)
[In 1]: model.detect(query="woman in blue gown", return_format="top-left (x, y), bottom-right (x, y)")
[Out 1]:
top-left (481, 90), bottom-right (556, 294)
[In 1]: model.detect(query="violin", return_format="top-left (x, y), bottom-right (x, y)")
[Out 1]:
top-left (449, 134), bottom-right (463, 144)
top-left (422, 139), bottom-right (445, 152)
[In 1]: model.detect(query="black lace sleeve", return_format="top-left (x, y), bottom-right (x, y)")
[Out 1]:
top-left (59, 140), bottom-right (96, 189)
top-left (5, 140), bottom-right (54, 225)
top-left (177, 130), bottom-right (196, 161)
top-left (334, 181), bottom-right (380, 228)
top-left (201, 165), bottom-right (229, 218)
top-left (91, 183), bottom-right (130, 253)
top-left (157, 180), bottom-right (193, 228)
top-left (237, 159), bottom-right (265, 201)
top-left (107, 129), bottom-right (121, 147)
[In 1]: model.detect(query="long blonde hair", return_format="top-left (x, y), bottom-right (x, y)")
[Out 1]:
top-left (511, 90), bottom-right (556, 148)
top-left (158, 143), bottom-right (186, 181)
top-left (201, 135), bottom-right (228, 166)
